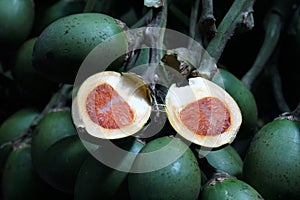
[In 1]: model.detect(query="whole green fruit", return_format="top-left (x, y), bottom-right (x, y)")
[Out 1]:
top-left (32, 109), bottom-right (77, 159)
top-left (12, 37), bottom-right (58, 97)
top-left (31, 109), bottom-right (86, 194)
top-left (0, 108), bottom-right (39, 170)
top-left (74, 137), bottom-right (144, 200)
top-left (0, 0), bottom-right (35, 49)
top-left (198, 145), bottom-right (243, 179)
top-left (0, 108), bottom-right (38, 143)
top-left (1, 145), bottom-right (72, 200)
top-left (243, 118), bottom-right (300, 200)
top-left (41, 135), bottom-right (90, 194)
top-left (128, 136), bottom-right (201, 200)
top-left (212, 68), bottom-right (258, 158)
top-left (200, 175), bottom-right (263, 200)
top-left (32, 13), bottom-right (128, 83)
top-left (212, 68), bottom-right (258, 137)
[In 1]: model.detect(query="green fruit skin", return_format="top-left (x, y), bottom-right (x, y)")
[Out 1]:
top-left (75, 155), bottom-right (130, 200)
top-left (128, 136), bottom-right (201, 200)
top-left (33, 13), bottom-right (128, 84)
top-left (0, 0), bottom-right (35, 49)
top-left (32, 109), bottom-right (77, 159)
top-left (212, 68), bottom-right (258, 137)
top-left (0, 108), bottom-right (39, 170)
top-left (1, 145), bottom-right (72, 200)
top-left (243, 119), bottom-right (300, 200)
top-left (200, 177), bottom-right (263, 200)
top-left (74, 138), bottom-right (144, 200)
top-left (12, 37), bottom-right (58, 96)
top-left (31, 109), bottom-right (80, 193)
top-left (201, 145), bottom-right (243, 179)
top-left (0, 108), bottom-right (39, 144)
top-left (41, 135), bottom-right (90, 194)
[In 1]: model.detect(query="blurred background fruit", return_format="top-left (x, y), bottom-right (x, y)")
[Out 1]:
top-left (0, 0), bottom-right (35, 51)
top-left (0, 107), bottom-right (39, 173)
top-left (74, 137), bottom-right (144, 200)
top-left (1, 145), bottom-right (72, 200)
top-left (11, 37), bottom-right (59, 103)
top-left (33, 0), bottom-right (85, 35)
top-left (31, 109), bottom-right (89, 194)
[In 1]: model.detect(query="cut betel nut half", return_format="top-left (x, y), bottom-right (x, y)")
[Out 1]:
top-left (165, 76), bottom-right (242, 148)
top-left (72, 71), bottom-right (152, 139)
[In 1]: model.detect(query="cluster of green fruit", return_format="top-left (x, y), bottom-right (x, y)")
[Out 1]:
top-left (0, 0), bottom-right (300, 200)
top-left (1, 107), bottom-right (300, 199)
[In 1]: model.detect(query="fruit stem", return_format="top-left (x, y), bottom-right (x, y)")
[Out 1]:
top-left (168, 3), bottom-right (190, 27)
top-left (278, 98), bottom-right (300, 121)
top-left (291, 102), bottom-right (300, 119)
top-left (206, 171), bottom-right (233, 186)
top-left (193, 0), bottom-right (255, 79)
top-left (0, 84), bottom-right (72, 150)
top-left (265, 48), bottom-right (291, 112)
top-left (198, 0), bottom-right (217, 41)
top-left (205, 0), bottom-right (255, 62)
top-left (279, 102), bottom-right (300, 121)
top-left (147, 7), bottom-right (167, 65)
top-left (12, 137), bottom-right (31, 150)
top-left (83, 0), bottom-right (97, 13)
top-left (241, 0), bottom-right (296, 89)
top-left (287, 4), bottom-right (300, 36)
top-left (140, 0), bottom-right (168, 113)
top-left (131, 10), bottom-right (152, 28)
top-left (189, 0), bottom-right (200, 41)
top-left (241, 14), bottom-right (282, 89)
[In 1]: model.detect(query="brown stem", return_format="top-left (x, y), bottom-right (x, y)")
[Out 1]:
top-left (198, 0), bottom-right (217, 40)
top-left (193, 0), bottom-right (255, 80)
top-left (142, 0), bottom-right (168, 111)
top-left (205, 0), bottom-right (255, 62)
top-left (0, 84), bottom-right (72, 150)
top-left (235, 6), bottom-right (254, 34)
